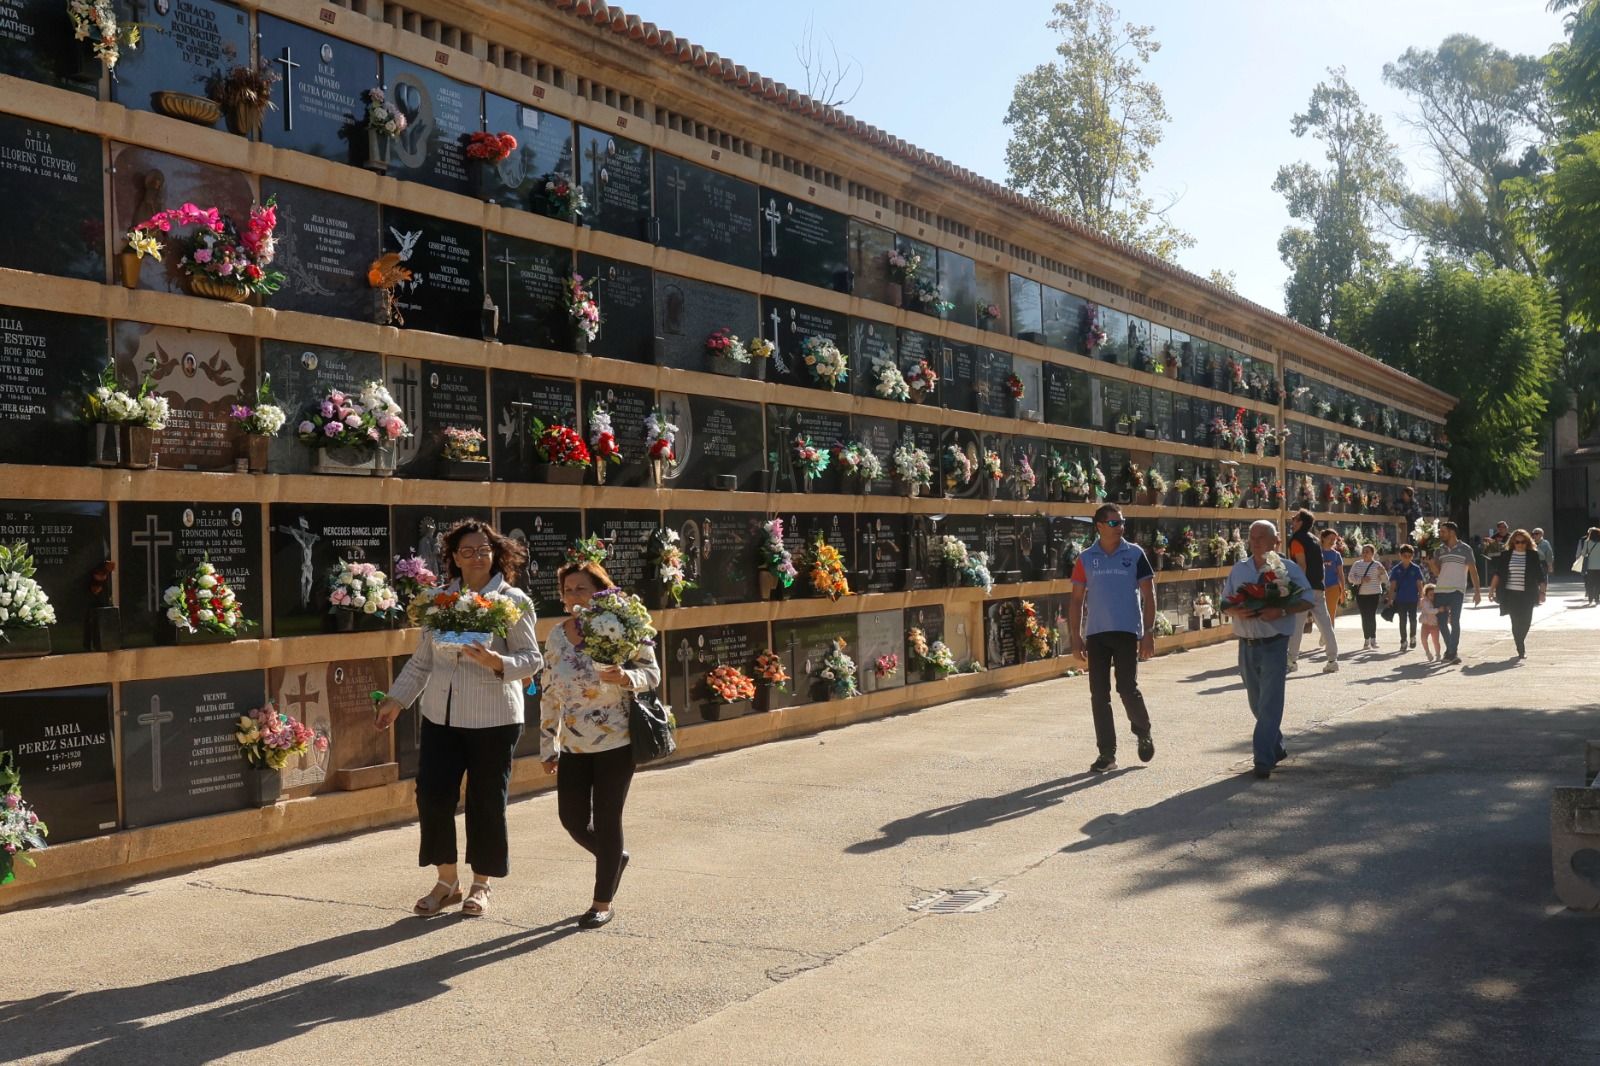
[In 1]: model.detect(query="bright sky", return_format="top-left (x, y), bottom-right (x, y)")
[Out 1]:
top-left (608, 0), bottom-right (1568, 312)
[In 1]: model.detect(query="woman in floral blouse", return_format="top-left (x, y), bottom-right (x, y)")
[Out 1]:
top-left (540, 560), bottom-right (661, 929)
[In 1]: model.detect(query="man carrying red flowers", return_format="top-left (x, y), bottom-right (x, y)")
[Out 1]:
top-left (1221, 520), bottom-right (1314, 779)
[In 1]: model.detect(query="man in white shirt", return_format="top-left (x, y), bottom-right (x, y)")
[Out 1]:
top-left (1532, 528), bottom-right (1555, 572)
top-left (1427, 521), bottom-right (1481, 665)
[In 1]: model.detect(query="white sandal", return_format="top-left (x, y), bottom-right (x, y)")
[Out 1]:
top-left (462, 881), bottom-right (492, 917)
top-left (413, 878), bottom-right (462, 916)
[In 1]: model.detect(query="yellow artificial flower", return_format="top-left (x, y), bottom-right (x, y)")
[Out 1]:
top-left (129, 231), bottom-right (162, 260)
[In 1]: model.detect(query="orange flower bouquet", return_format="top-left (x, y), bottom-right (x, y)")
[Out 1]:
top-left (706, 664), bottom-right (756, 704)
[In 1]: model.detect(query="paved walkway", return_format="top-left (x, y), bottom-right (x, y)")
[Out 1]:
top-left (4, 586), bottom-right (1599, 1065)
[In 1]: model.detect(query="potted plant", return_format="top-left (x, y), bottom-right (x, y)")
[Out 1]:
top-left (703, 664), bottom-right (755, 721)
top-left (754, 649), bottom-right (789, 711)
top-left (440, 426), bottom-right (490, 481)
top-left (528, 417), bottom-right (591, 484)
top-left (160, 558), bottom-right (252, 645)
top-left (645, 408), bottom-right (677, 487)
top-left (297, 382), bottom-right (409, 476)
top-left (801, 336), bottom-right (848, 391)
top-left (892, 443), bottom-right (933, 498)
top-left (350, 87), bottom-right (407, 173)
top-left (587, 403), bottom-right (623, 486)
top-left (463, 131), bottom-right (518, 199)
top-left (124, 199), bottom-right (284, 302)
top-left (757, 518), bottom-right (798, 601)
top-left (564, 272), bottom-right (600, 354)
top-left (234, 702), bottom-right (327, 806)
top-left (818, 638), bottom-right (859, 700)
top-left (645, 529), bottom-right (694, 610)
top-left (230, 375), bottom-right (286, 474)
top-left (326, 559), bottom-right (403, 633)
top-left (790, 434), bottom-right (829, 493)
top-left (534, 171), bottom-right (587, 222)
top-left (705, 327), bottom-right (751, 376)
top-left (367, 253), bottom-right (412, 326)
top-left (205, 59), bottom-right (279, 137)
top-left (0, 542), bottom-right (55, 660)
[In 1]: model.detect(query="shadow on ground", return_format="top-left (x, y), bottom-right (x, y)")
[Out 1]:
top-left (845, 771), bottom-right (1128, 853)
top-left (1061, 703), bottom-right (1600, 1066)
top-left (0, 917), bottom-right (577, 1064)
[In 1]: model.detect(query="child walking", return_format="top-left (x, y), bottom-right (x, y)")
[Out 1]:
top-left (1419, 583), bottom-right (1446, 661)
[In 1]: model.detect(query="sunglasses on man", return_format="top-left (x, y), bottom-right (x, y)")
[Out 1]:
top-left (1099, 519), bottom-right (1123, 528)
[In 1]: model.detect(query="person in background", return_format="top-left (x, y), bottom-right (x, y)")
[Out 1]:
top-left (1479, 521), bottom-right (1509, 587)
top-left (1428, 521), bottom-right (1481, 665)
top-left (1285, 509), bottom-right (1339, 674)
top-left (1319, 529), bottom-right (1346, 632)
top-left (1488, 528), bottom-right (1547, 660)
top-left (1347, 544), bottom-right (1388, 651)
top-left (1067, 503), bottom-right (1157, 774)
top-left (1418, 583), bottom-right (1445, 662)
top-left (540, 560), bottom-right (662, 930)
top-left (1532, 528), bottom-right (1555, 574)
top-left (1221, 520), bottom-right (1314, 780)
top-left (376, 519), bottom-right (543, 918)
top-left (1580, 528), bottom-right (1600, 606)
top-left (1396, 486), bottom-right (1423, 528)
top-left (1386, 544), bottom-right (1426, 651)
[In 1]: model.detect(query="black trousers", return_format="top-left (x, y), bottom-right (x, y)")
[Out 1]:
top-left (1587, 571), bottom-right (1600, 602)
top-left (1356, 593), bottom-right (1382, 641)
top-left (557, 744), bottom-right (636, 902)
top-left (1086, 631), bottom-right (1152, 757)
top-left (416, 719), bottom-right (521, 878)
top-left (1507, 602), bottom-right (1534, 655)
top-left (1394, 602), bottom-right (1417, 643)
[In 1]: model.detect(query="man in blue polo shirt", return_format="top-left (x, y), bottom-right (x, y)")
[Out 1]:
top-left (1068, 503), bottom-right (1157, 773)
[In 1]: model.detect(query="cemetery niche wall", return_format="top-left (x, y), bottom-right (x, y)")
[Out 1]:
top-left (0, 0), bottom-right (1453, 903)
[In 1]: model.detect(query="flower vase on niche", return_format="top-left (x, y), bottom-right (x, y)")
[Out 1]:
top-left (87, 423), bottom-right (120, 467)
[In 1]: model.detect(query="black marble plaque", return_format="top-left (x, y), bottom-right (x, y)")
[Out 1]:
top-left (486, 231), bottom-right (568, 349)
top-left (119, 500), bottom-right (262, 647)
top-left (577, 125), bottom-right (651, 241)
top-left (938, 248), bottom-right (978, 328)
top-left (772, 510), bottom-right (852, 601)
top-left (389, 506), bottom-right (480, 587)
top-left (655, 274), bottom-right (759, 373)
top-left (109, 0), bottom-right (250, 117)
top-left (655, 154), bottom-right (758, 269)
top-left (1016, 514), bottom-right (1051, 582)
top-left (114, 322), bottom-right (254, 472)
top-left (1010, 275), bottom-right (1044, 343)
top-left (1043, 362), bottom-right (1072, 426)
top-left (110, 144), bottom-right (254, 292)
top-left (1101, 306), bottom-right (1131, 366)
top-left (991, 516), bottom-right (1021, 583)
top-left (1043, 286), bottom-right (1082, 352)
top-left (581, 381), bottom-right (654, 489)
top-left (381, 206), bottom-right (484, 337)
top-left (760, 186), bottom-right (850, 291)
top-left (762, 298), bottom-right (849, 392)
top-left (496, 508), bottom-right (581, 616)
top-left (584, 510), bottom-right (660, 596)
top-left (663, 510), bottom-right (761, 606)
top-left (0, 115), bottom-right (103, 279)
top-left (983, 599), bottom-right (1022, 669)
top-left (382, 55), bottom-right (478, 195)
top-left (257, 15), bottom-right (378, 161)
top-left (489, 369), bottom-right (577, 483)
top-left (0, 685), bottom-right (116, 842)
top-left (853, 415), bottom-right (899, 484)
top-left (905, 512), bottom-right (943, 592)
top-left (974, 348), bottom-right (1015, 419)
top-left (904, 604), bottom-right (945, 681)
top-left (663, 622), bottom-right (768, 725)
top-left (849, 318), bottom-right (899, 400)
top-left (0, 0), bottom-right (101, 93)
top-left (483, 94), bottom-right (573, 212)
top-left (578, 253), bottom-right (655, 363)
top-left (0, 500), bottom-right (110, 654)
top-left (269, 503), bottom-right (389, 637)
top-left (767, 405), bottom-right (851, 494)
top-left (261, 342), bottom-right (382, 474)
top-left (849, 220), bottom-right (897, 306)
top-left (900, 236), bottom-right (938, 314)
top-left (389, 358), bottom-right (487, 479)
top-left (768, 613), bottom-right (859, 708)
top-left (0, 305), bottom-right (107, 465)
top-left (262, 178), bottom-right (380, 320)
top-left (942, 340), bottom-right (979, 415)
top-left (655, 392), bottom-right (763, 491)
top-left (121, 670), bottom-right (262, 828)
top-left (855, 513), bottom-right (908, 593)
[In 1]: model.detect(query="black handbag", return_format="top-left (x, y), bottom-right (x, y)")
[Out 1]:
top-left (1380, 603), bottom-right (1396, 622)
top-left (629, 691), bottom-right (677, 764)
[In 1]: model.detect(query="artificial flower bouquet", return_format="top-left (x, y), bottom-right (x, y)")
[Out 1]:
top-left (0, 750), bottom-right (46, 885)
top-left (1411, 517), bottom-right (1440, 558)
top-left (982, 449), bottom-right (1004, 484)
top-left (886, 248), bottom-right (922, 282)
top-left (706, 664), bottom-right (756, 705)
top-left (393, 552), bottom-right (439, 620)
top-left (1223, 551), bottom-right (1307, 614)
top-left (760, 518), bottom-right (798, 590)
top-left (945, 443), bottom-right (977, 488)
top-left (875, 361), bottom-right (912, 401)
top-left (297, 382), bottom-right (409, 449)
top-left (832, 441), bottom-right (884, 487)
top-left (648, 528), bottom-right (695, 607)
top-left (706, 327), bottom-right (750, 364)
top-left (809, 534), bottom-right (852, 601)
top-left (356, 87), bottom-right (407, 136)
top-left (818, 638), bottom-right (859, 699)
top-left (531, 418), bottom-right (592, 468)
top-left (68, 0), bottom-right (141, 68)
top-left (801, 337), bottom-right (848, 389)
top-left (937, 535), bottom-right (995, 593)
top-left (588, 404), bottom-right (623, 468)
top-left (125, 198), bottom-right (285, 296)
top-left (909, 627), bottom-right (958, 678)
top-left (162, 558), bottom-right (250, 637)
top-left (566, 534), bottom-right (608, 568)
top-left (231, 374), bottom-right (286, 437)
top-left (646, 408), bottom-right (677, 462)
top-left (537, 172), bottom-right (587, 219)
top-left (235, 702), bottom-right (327, 771)
top-left (441, 426), bottom-right (488, 463)
top-left (0, 541), bottom-right (55, 646)
top-left (419, 587), bottom-right (523, 651)
top-left (81, 359), bottom-right (168, 429)
top-left (792, 435), bottom-right (830, 481)
top-left (1019, 600), bottom-right (1051, 660)
top-left (894, 443), bottom-right (935, 493)
top-left (464, 131), bottom-right (518, 163)
top-left (327, 560), bottom-right (404, 621)
top-left (755, 648), bottom-right (790, 692)
top-left (573, 587), bottom-right (657, 666)
top-left (904, 358), bottom-right (939, 400)
top-left (873, 653), bottom-right (899, 681)
top-left (565, 273), bottom-right (601, 343)
top-left (1005, 373), bottom-right (1025, 401)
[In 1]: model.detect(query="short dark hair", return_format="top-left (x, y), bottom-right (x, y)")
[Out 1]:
top-left (440, 518), bottom-right (527, 585)
top-left (556, 560), bottom-right (617, 591)
top-left (1293, 508), bottom-right (1315, 531)
top-left (1440, 520), bottom-right (1459, 533)
top-left (1399, 544), bottom-right (1415, 555)
top-left (1092, 504), bottom-right (1122, 525)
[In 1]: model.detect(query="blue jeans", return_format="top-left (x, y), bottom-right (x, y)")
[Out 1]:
top-left (1434, 591), bottom-right (1465, 658)
top-left (1238, 635), bottom-right (1289, 769)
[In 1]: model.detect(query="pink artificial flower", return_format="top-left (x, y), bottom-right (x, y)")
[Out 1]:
top-left (298, 420), bottom-right (314, 434)
top-left (367, 428), bottom-right (379, 441)
top-left (329, 390), bottom-right (346, 404)
top-left (320, 401), bottom-right (335, 417)
top-left (343, 414), bottom-right (362, 428)
top-left (192, 248), bottom-right (212, 264)
top-left (385, 420), bottom-right (403, 439)
top-left (323, 422), bottom-right (342, 438)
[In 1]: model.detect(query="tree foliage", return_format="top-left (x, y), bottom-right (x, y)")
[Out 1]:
top-left (1334, 259), bottom-right (1561, 510)
top-left (1275, 68), bottom-right (1407, 334)
top-left (1002, 0), bottom-right (1193, 261)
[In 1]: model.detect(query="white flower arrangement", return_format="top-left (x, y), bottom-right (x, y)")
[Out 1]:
top-left (801, 337), bottom-right (848, 389)
top-left (162, 558), bottom-right (249, 636)
top-left (326, 560), bottom-right (402, 618)
top-left (0, 542), bottom-right (55, 639)
top-left (874, 361), bottom-right (911, 402)
top-left (893, 443), bottom-right (934, 488)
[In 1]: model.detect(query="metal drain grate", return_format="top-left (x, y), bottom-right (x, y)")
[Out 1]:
top-left (910, 889), bottom-right (1006, 914)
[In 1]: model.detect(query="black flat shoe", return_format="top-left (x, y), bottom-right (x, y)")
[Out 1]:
top-left (578, 908), bottom-right (613, 929)
top-left (1252, 765), bottom-right (1272, 780)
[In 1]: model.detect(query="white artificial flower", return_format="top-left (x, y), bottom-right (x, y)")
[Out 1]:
top-left (197, 609), bottom-right (215, 622)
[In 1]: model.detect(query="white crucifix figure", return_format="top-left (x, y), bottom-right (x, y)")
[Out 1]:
top-left (763, 198), bottom-right (783, 255)
top-left (129, 513), bottom-right (174, 612)
top-left (274, 45), bottom-right (301, 130)
top-left (136, 695), bottom-right (174, 793)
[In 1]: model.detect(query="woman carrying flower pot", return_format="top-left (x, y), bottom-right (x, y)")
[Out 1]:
top-left (375, 518), bottom-right (542, 918)
top-left (539, 559), bottom-right (662, 929)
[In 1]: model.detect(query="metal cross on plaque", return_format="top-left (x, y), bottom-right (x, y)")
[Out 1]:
top-left (676, 638), bottom-right (695, 706)
top-left (129, 513), bottom-right (174, 613)
top-left (273, 46), bottom-right (301, 130)
top-left (762, 198), bottom-right (783, 255)
top-left (136, 695), bottom-right (174, 793)
top-left (665, 166), bottom-right (688, 237)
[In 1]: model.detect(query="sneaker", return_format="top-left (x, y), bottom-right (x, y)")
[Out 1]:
top-left (1321, 660), bottom-right (1339, 674)
top-left (1274, 744), bottom-right (1289, 764)
top-left (1137, 733), bottom-right (1155, 763)
top-left (1448, 656), bottom-right (1462, 665)
top-left (1090, 754), bottom-right (1117, 773)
